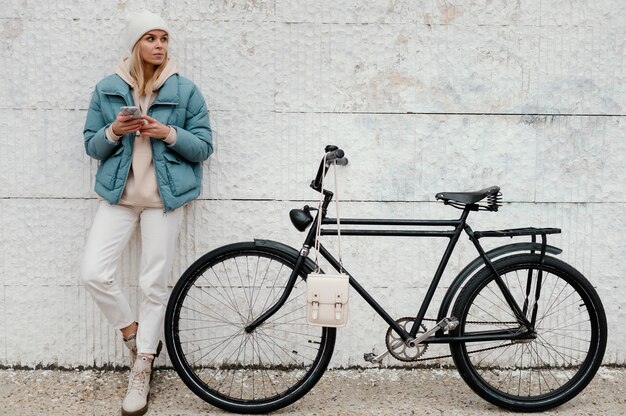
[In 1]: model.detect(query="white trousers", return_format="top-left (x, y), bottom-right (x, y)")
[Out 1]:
top-left (81, 201), bottom-right (183, 354)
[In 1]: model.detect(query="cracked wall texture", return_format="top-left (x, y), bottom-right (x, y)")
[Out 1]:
top-left (0, 0), bottom-right (624, 367)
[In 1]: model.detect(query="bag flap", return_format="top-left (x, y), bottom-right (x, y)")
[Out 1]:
top-left (307, 273), bottom-right (350, 303)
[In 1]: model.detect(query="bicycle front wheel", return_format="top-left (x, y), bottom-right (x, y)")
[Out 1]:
top-left (165, 242), bottom-right (336, 414)
top-left (450, 254), bottom-right (607, 412)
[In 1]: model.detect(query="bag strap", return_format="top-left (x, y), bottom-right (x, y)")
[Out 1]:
top-left (314, 154), bottom-right (343, 273)
top-left (333, 159), bottom-right (343, 271)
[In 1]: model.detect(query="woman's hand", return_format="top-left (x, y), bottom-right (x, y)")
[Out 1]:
top-left (139, 115), bottom-right (171, 139)
top-left (111, 113), bottom-right (146, 136)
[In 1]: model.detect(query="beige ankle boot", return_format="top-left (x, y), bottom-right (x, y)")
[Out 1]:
top-left (121, 355), bottom-right (153, 416)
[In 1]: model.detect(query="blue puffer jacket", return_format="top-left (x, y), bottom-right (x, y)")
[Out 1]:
top-left (83, 74), bottom-right (213, 212)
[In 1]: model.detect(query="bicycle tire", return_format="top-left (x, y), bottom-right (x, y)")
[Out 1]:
top-left (450, 254), bottom-right (607, 412)
top-left (165, 242), bottom-right (336, 414)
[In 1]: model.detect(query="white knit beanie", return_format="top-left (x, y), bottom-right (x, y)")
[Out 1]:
top-left (124, 10), bottom-right (170, 52)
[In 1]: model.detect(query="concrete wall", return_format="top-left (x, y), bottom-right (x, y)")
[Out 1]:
top-left (0, 0), bottom-right (624, 368)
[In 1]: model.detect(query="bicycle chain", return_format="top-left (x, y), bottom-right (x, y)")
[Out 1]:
top-left (406, 343), bottom-right (509, 362)
top-left (388, 318), bottom-right (516, 362)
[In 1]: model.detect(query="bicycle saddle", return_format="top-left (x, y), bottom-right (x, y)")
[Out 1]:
top-left (436, 186), bottom-right (501, 207)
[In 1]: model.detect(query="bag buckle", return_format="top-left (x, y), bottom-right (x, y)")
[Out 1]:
top-left (334, 293), bottom-right (343, 320)
top-left (312, 295), bottom-right (320, 320)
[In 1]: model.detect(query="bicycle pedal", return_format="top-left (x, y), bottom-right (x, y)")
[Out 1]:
top-left (363, 352), bottom-right (376, 363)
top-left (364, 349), bottom-right (389, 364)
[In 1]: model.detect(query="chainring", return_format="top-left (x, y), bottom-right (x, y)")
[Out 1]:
top-left (385, 317), bottom-right (429, 362)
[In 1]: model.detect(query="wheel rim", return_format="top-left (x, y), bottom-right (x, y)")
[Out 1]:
top-left (170, 249), bottom-right (329, 405)
top-left (458, 264), bottom-right (599, 401)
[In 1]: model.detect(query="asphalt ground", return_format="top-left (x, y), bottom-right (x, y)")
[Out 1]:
top-left (1, 367), bottom-right (624, 415)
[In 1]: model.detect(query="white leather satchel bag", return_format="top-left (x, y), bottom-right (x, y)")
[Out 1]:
top-left (306, 272), bottom-right (349, 327)
top-left (306, 154), bottom-right (350, 327)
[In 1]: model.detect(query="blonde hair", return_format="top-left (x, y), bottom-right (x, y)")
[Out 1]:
top-left (129, 42), bottom-right (168, 96)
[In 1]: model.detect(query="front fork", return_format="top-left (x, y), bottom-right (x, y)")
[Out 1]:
top-left (245, 215), bottom-right (320, 333)
top-left (244, 245), bottom-right (310, 333)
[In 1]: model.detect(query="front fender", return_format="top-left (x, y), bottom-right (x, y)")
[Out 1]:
top-left (436, 242), bottom-right (562, 322)
top-left (253, 239), bottom-right (318, 275)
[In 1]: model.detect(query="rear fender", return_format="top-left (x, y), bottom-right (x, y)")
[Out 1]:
top-left (436, 242), bottom-right (562, 322)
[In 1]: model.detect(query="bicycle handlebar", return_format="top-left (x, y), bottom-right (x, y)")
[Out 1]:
top-left (311, 145), bottom-right (348, 192)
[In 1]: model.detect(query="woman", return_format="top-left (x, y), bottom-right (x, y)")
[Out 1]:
top-left (81, 10), bottom-right (212, 416)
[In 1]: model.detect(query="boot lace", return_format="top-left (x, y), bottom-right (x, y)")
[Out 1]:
top-left (128, 365), bottom-right (150, 395)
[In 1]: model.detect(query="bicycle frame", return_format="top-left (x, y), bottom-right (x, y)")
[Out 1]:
top-left (246, 199), bottom-right (547, 346)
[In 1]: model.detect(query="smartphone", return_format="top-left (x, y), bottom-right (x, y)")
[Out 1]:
top-left (120, 106), bottom-right (141, 118)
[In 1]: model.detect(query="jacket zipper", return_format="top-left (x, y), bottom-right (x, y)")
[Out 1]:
top-left (148, 103), bottom-right (177, 212)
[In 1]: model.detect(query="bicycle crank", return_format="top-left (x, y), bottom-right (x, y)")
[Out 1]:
top-left (386, 318), bottom-right (428, 362)
top-left (363, 317), bottom-right (459, 364)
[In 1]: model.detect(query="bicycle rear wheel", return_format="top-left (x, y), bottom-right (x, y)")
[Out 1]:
top-left (450, 254), bottom-right (607, 412)
top-left (165, 242), bottom-right (336, 414)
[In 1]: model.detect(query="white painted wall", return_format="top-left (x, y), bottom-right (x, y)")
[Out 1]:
top-left (0, 0), bottom-right (624, 368)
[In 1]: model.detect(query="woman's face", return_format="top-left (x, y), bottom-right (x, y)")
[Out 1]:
top-left (137, 30), bottom-right (168, 66)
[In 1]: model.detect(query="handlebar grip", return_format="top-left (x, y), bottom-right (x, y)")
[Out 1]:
top-left (311, 146), bottom-right (348, 192)
top-left (325, 148), bottom-right (346, 163)
top-left (335, 157), bottom-right (349, 166)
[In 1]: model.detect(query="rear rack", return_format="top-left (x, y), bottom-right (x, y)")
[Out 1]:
top-left (474, 227), bottom-right (561, 239)
top-left (474, 227), bottom-right (561, 268)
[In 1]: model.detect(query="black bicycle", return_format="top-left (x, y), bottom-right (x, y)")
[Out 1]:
top-left (165, 146), bottom-right (607, 414)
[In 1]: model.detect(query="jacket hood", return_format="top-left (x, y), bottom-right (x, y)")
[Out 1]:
top-left (115, 57), bottom-right (178, 91)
